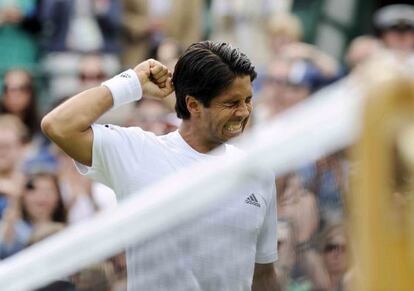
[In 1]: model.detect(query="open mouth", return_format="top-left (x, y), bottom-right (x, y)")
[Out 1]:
top-left (224, 122), bottom-right (243, 134)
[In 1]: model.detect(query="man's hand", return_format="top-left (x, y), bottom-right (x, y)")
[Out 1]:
top-left (134, 59), bottom-right (174, 99)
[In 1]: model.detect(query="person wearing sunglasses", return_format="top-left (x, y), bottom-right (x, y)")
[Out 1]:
top-left (320, 223), bottom-right (349, 291)
top-left (374, 4), bottom-right (414, 54)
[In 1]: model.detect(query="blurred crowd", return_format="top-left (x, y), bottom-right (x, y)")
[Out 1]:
top-left (0, 1), bottom-right (413, 290)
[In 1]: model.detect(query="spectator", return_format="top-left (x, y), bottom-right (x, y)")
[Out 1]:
top-left (274, 220), bottom-right (298, 290)
top-left (282, 60), bottom-right (319, 106)
top-left (78, 53), bottom-right (108, 92)
top-left (155, 38), bottom-right (183, 72)
top-left (110, 253), bottom-right (127, 291)
top-left (120, 0), bottom-right (151, 67)
top-left (373, 4), bottom-right (414, 54)
top-left (277, 174), bottom-right (320, 251)
top-left (125, 98), bottom-right (176, 135)
top-left (120, 0), bottom-right (169, 67)
top-left (165, 0), bottom-right (203, 51)
top-left (210, 0), bottom-right (283, 67)
top-left (40, 0), bottom-right (121, 100)
top-left (254, 57), bottom-right (291, 122)
top-left (318, 222), bottom-right (349, 290)
top-left (298, 151), bottom-right (348, 225)
top-left (28, 222), bottom-right (77, 291)
top-left (0, 115), bottom-right (27, 219)
top-left (71, 261), bottom-right (115, 291)
top-left (75, 53), bottom-right (135, 126)
top-left (120, 0), bottom-right (202, 68)
top-left (279, 42), bottom-right (341, 85)
top-left (345, 35), bottom-right (383, 71)
top-left (40, 0), bottom-right (121, 53)
top-left (277, 174), bottom-right (337, 291)
top-left (254, 12), bottom-right (340, 100)
top-left (0, 171), bottom-right (66, 258)
top-left (254, 57), bottom-right (320, 123)
top-left (266, 12), bottom-right (303, 55)
top-left (265, 11), bottom-right (341, 83)
top-left (52, 145), bottom-right (116, 224)
top-left (0, 0), bottom-right (39, 73)
top-left (28, 221), bottom-right (65, 245)
top-left (0, 69), bottom-right (40, 142)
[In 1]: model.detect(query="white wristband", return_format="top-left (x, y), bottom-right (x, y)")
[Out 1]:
top-left (101, 69), bottom-right (142, 110)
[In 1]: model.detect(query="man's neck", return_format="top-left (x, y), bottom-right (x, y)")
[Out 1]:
top-left (178, 122), bottom-right (221, 154)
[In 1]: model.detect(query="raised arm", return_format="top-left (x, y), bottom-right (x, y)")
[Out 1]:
top-left (41, 59), bottom-right (173, 166)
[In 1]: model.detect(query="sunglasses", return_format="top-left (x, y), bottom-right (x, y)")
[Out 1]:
top-left (324, 243), bottom-right (346, 253)
top-left (384, 25), bottom-right (414, 33)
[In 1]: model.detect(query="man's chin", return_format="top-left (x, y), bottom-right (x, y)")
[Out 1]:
top-left (222, 130), bottom-right (242, 140)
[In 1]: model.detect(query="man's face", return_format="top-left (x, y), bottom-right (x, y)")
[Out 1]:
top-left (197, 75), bottom-right (253, 147)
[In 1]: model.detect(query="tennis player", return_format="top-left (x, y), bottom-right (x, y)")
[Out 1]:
top-left (42, 41), bottom-right (280, 291)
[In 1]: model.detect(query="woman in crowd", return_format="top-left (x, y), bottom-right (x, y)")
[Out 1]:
top-left (0, 171), bottom-right (66, 258)
top-left (0, 68), bottom-right (40, 142)
top-left (318, 223), bottom-right (349, 291)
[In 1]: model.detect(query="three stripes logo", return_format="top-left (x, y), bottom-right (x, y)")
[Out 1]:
top-left (120, 72), bottom-right (131, 78)
top-left (245, 194), bottom-right (260, 207)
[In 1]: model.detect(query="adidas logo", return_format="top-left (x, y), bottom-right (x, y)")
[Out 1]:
top-left (245, 194), bottom-right (260, 207)
top-left (120, 73), bottom-right (131, 78)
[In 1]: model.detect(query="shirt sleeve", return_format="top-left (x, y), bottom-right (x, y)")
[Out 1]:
top-left (255, 177), bottom-right (277, 264)
top-left (74, 124), bottom-right (145, 192)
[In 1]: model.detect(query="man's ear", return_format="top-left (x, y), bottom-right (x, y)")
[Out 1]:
top-left (185, 95), bottom-right (201, 117)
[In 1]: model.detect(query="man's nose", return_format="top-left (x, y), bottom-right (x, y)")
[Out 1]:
top-left (235, 102), bottom-right (250, 118)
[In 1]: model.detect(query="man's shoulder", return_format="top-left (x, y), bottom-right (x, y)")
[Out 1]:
top-left (92, 124), bottom-right (172, 158)
top-left (94, 123), bottom-right (160, 142)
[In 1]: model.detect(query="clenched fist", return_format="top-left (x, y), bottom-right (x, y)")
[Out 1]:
top-left (134, 59), bottom-right (174, 99)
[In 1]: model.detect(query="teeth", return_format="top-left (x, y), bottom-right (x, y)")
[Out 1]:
top-left (225, 123), bottom-right (242, 131)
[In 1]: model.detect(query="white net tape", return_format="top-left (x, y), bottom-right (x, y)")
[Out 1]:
top-left (0, 79), bottom-right (362, 291)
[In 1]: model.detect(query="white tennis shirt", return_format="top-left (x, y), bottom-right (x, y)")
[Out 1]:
top-left (76, 124), bottom-right (277, 291)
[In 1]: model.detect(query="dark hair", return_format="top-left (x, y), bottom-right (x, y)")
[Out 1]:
top-left (0, 69), bottom-right (40, 140)
top-left (172, 41), bottom-right (257, 120)
top-left (22, 172), bottom-right (67, 224)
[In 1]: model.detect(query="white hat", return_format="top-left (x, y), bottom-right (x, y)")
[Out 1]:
top-left (373, 4), bottom-right (414, 30)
